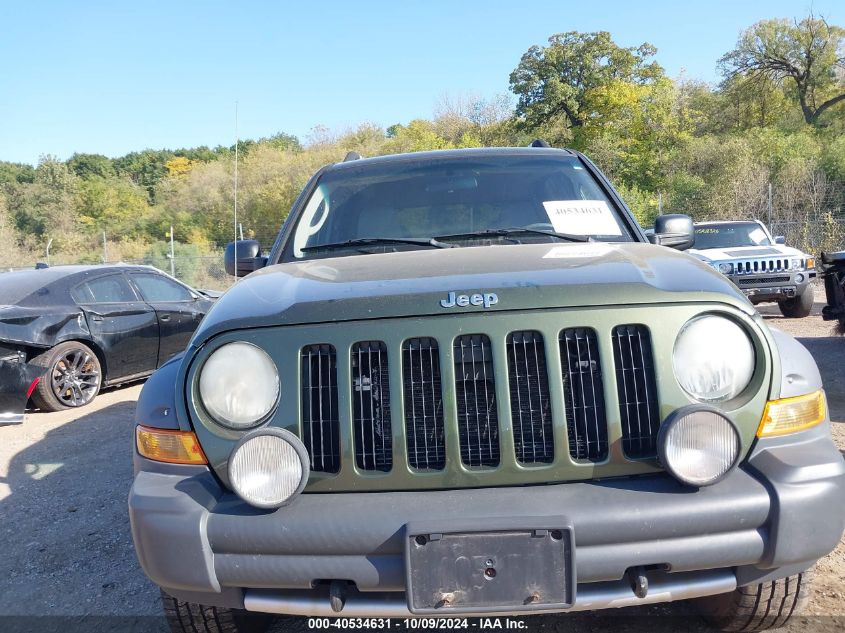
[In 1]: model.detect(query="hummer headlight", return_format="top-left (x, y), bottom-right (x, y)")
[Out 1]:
top-left (717, 262), bottom-right (733, 274)
top-left (790, 258), bottom-right (801, 270)
top-left (672, 315), bottom-right (755, 402)
top-left (198, 342), bottom-right (280, 429)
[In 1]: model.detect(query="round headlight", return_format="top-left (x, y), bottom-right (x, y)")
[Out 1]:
top-left (228, 429), bottom-right (309, 508)
top-left (717, 262), bottom-right (733, 274)
top-left (673, 315), bottom-right (754, 402)
top-left (658, 407), bottom-right (740, 487)
top-left (199, 342), bottom-right (279, 429)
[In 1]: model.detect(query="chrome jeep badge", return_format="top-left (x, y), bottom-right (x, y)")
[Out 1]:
top-left (440, 291), bottom-right (499, 309)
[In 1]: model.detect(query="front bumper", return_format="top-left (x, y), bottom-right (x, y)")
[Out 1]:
top-left (128, 424), bottom-right (845, 616)
top-left (727, 271), bottom-right (814, 303)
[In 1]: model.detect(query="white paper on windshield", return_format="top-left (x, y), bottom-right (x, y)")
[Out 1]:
top-left (542, 244), bottom-right (614, 259)
top-left (749, 228), bottom-right (768, 245)
top-left (542, 200), bottom-right (622, 236)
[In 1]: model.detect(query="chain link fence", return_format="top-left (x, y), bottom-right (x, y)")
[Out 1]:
top-left (658, 181), bottom-right (845, 256)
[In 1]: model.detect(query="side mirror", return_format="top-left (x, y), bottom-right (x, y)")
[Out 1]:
top-left (774, 236), bottom-right (786, 245)
top-left (224, 240), bottom-right (263, 277)
top-left (648, 214), bottom-right (695, 251)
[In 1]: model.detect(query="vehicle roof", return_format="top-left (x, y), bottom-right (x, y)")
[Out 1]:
top-left (324, 146), bottom-right (580, 173)
top-left (0, 263), bottom-right (162, 304)
top-left (0, 263), bottom-right (158, 283)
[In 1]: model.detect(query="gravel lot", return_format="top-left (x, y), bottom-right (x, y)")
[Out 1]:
top-left (1, 288), bottom-right (842, 633)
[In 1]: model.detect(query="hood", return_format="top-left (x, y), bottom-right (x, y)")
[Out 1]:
top-left (191, 242), bottom-right (752, 344)
top-left (690, 245), bottom-right (807, 261)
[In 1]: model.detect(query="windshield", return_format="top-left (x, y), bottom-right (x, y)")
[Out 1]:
top-left (289, 154), bottom-right (635, 258)
top-left (694, 223), bottom-right (771, 249)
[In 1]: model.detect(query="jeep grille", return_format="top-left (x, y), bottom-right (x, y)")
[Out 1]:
top-left (454, 334), bottom-right (500, 467)
top-left (351, 341), bottom-right (392, 472)
top-left (612, 325), bottom-right (660, 459)
top-left (506, 331), bottom-right (554, 464)
top-left (560, 328), bottom-right (608, 461)
top-left (300, 344), bottom-right (341, 473)
top-left (402, 337), bottom-right (446, 470)
top-left (298, 326), bottom-right (661, 474)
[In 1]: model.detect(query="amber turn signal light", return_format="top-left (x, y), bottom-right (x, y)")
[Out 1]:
top-left (757, 390), bottom-right (826, 437)
top-left (136, 425), bottom-right (208, 464)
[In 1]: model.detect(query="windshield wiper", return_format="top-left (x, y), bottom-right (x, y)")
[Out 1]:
top-left (300, 237), bottom-right (454, 252)
top-left (436, 227), bottom-right (592, 243)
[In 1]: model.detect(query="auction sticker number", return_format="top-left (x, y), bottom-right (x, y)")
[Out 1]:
top-left (542, 200), bottom-right (622, 236)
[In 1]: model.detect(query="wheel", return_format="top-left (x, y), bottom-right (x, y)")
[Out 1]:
top-left (160, 590), bottom-right (274, 633)
top-left (695, 570), bottom-right (814, 631)
top-left (29, 341), bottom-right (102, 411)
top-left (778, 289), bottom-right (814, 318)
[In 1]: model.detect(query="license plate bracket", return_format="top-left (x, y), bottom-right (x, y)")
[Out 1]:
top-left (405, 518), bottom-right (575, 615)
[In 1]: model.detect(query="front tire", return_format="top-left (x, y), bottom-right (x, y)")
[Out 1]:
top-left (160, 590), bottom-right (274, 633)
top-left (695, 570), bottom-right (814, 631)
top-left (778, 289), bottom-right (814, 318)
top-left (29, 341), bottom-right (102, 412)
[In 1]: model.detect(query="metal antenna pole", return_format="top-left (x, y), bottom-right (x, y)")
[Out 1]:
top-left (46, 238), bottom-right (53, 266)
top-left (768, 182), bottom-right (773, 228)
top-left (234, 101), bottom-right (239, 257)
top-left (170, 225), bottom-right (176, 278)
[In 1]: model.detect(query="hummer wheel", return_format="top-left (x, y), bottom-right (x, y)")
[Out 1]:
top-left (778, 289), bottom-right (814, 318)
top-left (695, 570), bottom-right (814, 631)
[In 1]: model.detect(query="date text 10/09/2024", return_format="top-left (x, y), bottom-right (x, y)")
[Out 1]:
top-left (306, 618), bottom-right (529, 630)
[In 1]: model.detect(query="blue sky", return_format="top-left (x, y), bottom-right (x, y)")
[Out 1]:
top-left (1, 1), bottom-right (839, 164)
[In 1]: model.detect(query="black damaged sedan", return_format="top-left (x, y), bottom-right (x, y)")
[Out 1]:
top-left (0, 264), bottom-right (216, 412)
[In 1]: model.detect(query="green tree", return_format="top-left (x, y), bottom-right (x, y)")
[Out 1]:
top-left (67, 153), bottom-right (116, 179)
top-left (0, 161), bottom-right (36, 185)
top-left (75, 176), bottom-right (151, 236)
top-left (719, 15), bottom-right (845, 126)
top-left (509, 31), bottom-right (664, 136)
top-left (9, 156), bottom-right (78, 238)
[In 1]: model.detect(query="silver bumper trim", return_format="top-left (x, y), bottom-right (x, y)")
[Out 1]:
top-left (243, 569), bottom-right (737, 616)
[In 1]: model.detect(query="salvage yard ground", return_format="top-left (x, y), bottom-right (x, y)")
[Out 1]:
top-left (1, 287), bottom-right (843, 633)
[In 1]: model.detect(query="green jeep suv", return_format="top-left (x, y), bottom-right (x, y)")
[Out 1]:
top-left (129, 147), bottom-right (845, 632)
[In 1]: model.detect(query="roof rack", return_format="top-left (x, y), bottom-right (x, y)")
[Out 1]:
top-left (342, 151), bottom-right (362, 162)
top-left (529, 139), bottom-right (551, 148)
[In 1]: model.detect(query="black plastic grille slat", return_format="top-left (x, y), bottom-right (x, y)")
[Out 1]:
top-left (300, 344), bottom-right (340, 473)
top-left (612, 325), bottom-right (660, 458)
top-left (402, 338), bottom-right (445, 470)
top-left (737, 276), bottom-right (790, 285)
top-left (506, 331), bottom-right (554, 464)
top-left (352, 341), bottom-right (392, 472)
top-left (454, 334), bottom-right (499, 467)
top-left (559, 328), bottom-right (608, 461)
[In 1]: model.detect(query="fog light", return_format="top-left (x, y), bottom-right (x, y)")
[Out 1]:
top-left (795, 273), bottom-right (805, 283)
top-left (658, 407), bottom-right (740, 487)
top-left (228, 428), bottom-right (309, 508)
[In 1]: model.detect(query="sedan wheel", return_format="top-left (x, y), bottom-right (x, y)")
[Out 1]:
top-left (30, 342), bottom-right (102, 412)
